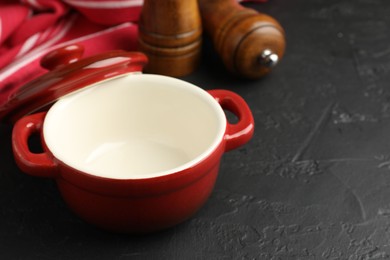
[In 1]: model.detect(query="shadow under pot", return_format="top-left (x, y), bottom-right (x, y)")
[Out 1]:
top-left (11, 54), bottom-right (254, 234)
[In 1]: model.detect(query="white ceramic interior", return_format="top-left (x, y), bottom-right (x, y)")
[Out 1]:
top-left (43, 74), bottom-right (226, 179)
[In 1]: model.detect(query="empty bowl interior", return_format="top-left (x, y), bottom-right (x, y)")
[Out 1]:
top-left (43, 74), bottom-right (226, 179)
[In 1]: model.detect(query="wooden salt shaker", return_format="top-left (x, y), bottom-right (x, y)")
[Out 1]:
top-left (198, 0), bottom-right (286, 79)
top-left (138, 0), bottom-right (202, 77)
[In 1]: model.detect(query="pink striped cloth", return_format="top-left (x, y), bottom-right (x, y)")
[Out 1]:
top-left (0, 0), bottom-right (267, 107)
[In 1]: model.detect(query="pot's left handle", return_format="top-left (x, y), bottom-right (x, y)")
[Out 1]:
top-left (12, 112), bottom-right (58, 178)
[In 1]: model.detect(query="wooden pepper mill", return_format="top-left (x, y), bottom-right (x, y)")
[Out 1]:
top-left (198, 0), bottom-right (286, 79)
top-left (138, 0), bottom-right (202, 77)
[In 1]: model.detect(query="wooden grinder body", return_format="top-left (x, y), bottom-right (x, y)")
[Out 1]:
top-left (199, 0), bottom-right (286, 79)
top-left (138, 0), bottom-right (202, 77)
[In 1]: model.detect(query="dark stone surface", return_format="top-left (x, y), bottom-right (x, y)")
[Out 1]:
top-left (2, 0), bottom-right (390, 259)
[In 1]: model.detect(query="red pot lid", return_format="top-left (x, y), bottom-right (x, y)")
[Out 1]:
top-left (0, 45), bottom-right (148, 123)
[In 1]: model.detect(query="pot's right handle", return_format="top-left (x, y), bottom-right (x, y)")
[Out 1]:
top-left (12, 112), bottom-right (58, 178)
top-left (208, 90), bottom-right (254, 152)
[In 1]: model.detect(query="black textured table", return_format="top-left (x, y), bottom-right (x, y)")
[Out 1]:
top-left (2, 0), bottom-right (390, 259)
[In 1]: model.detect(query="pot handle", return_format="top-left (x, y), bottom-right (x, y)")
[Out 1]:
top-left (12, 112), bottom-right (58, 178)
top-left (208, 90), bottom-right (254, 152)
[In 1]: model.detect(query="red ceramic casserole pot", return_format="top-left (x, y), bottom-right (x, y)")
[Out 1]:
top-left (6, 45), bottom-right (254, 233)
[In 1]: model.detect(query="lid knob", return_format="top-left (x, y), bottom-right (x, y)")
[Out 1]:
top-left (40, 44), bottom-right (85, 70)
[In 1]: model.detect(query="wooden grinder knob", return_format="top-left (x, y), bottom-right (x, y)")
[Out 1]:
top-left (138, 0), bottom-right (202, 77)
top-left (198, 0), bottom-right (286, 79)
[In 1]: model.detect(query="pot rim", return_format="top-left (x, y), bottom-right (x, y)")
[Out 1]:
top-left (43, 74), bottom-right (227, 180)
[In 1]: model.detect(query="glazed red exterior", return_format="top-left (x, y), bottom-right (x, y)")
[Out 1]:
top-left (56, 144), bottom-right (223, 233)
top-left (13, 107), bottom-right (253, 232)
top-left (12, 89), bottom-right (254, 233)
